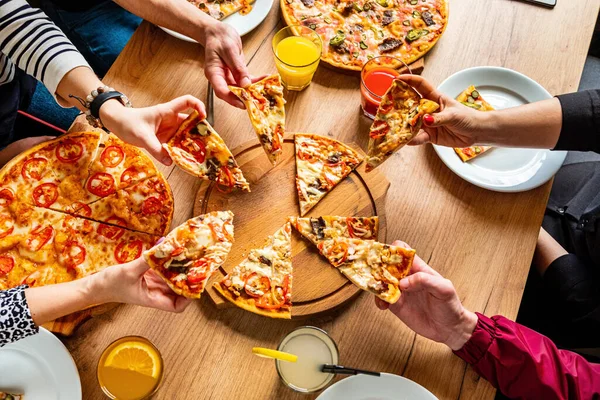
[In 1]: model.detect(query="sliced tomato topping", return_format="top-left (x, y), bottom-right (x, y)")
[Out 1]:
top-left (32, 183), bottom-right (58, 207)
top-left (171, 246), bottom-right (185, 257)
top-left (256, 289), bottom-right (285, 310)
top-left (56, 139), bottom-right (83, 163)
top-left (100, 146), bottom-right (125, 168)
top-left (97, 217), bottom-right (126, 240)
top-left (346, 217), bottom-right (375, 239)
top-left (271, 126), bottom-right (283, 151)
top-left (297, 150), bottom-right (317, 162)
top-left (73, 202), bottom-right (92, 218)
top-left (0, 214), bottom-right (13, 239)
top-left (281, 275), bottom-right (291, 298)
top-left (379, 102), bottom-right (394, 114)
top-left (142, 196), bottom-right (163, 215)
top-left (114, 239), bottom-right (143, 263)
top-left (120, 166), bottom-right (146, 186)
top-left (87, 172), bottom-right (116, 197)
top-left (0, 255), bottom-right (15, 275)
top-left (251, 92), bottom-right (268, 111)
top-left (0, 188), bottom-right (15, 207)
top-left (244, 272), bottom-right (271, 298)
top-left (177, 136), bottom-right (206, 163)
top-left (329, 241), bottom-right (349, 266)
top-left (370, 120), bottom-right (390, 139)
top-left (21, 157), bottom-right (48, 181)
top-left (61, 241), bottom-right (86, 270)
top-left (26, 225), bottom-right (54, 251)
top-left (187, 259), bottom-right (209, 284)
top-left (215, 166), bottom-right (235, 194)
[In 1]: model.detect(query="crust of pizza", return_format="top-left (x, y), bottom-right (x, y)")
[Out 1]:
top-left (318, 238), bottom-right (415, 303)
top-left (366, 80), bottom-right (439, 171)
top-left (280, 0), bottom-right (449, 71)
top-left (144, 211), bottom-right (234, 299)
top-left (295, 133), bottom-right (364, 216)
top-left (453, 86), bottom-right (495, 162)
top-left (214, 223), bottom-right (293, 319)
top-left (229, 75), bottom-right (286, 165)
top-left (164, 111), bottom-right (250, 192)
top-left (290, 216), bottom-right (379, 245)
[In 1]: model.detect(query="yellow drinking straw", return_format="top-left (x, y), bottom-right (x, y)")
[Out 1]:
top-left (252, 347), bottom-right (298, 363)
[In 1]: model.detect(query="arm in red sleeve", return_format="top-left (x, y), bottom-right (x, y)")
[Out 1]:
top-left (453, 312), bottom-right (600, 400)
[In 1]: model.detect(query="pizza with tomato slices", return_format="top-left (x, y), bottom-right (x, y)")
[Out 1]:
top-left (214, 222), bottom-right (292, 319)
top-left (453, 86), bottom-right (494, 162)
top-left (295, 133), bottom-right (363, 216)
top-left (290, 216), bottom-right (379, 246)
top-left (229, 75), bottom-right (286, 165)
top-left (318, 238), bottom-right (415, 303)
top-left (144, 211), bottom-right (234, 299)
top-left (165, 110), bottom-right (249, 192)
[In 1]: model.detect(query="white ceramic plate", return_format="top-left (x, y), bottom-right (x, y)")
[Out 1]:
top-left (0, 328), bottom-right (81, 400)
top-left (159, 0), bottom-right (274, 41)
top-left (316, 373), bottom-right (437, 400)
top-left (433, 66), bottom-right (566, 192)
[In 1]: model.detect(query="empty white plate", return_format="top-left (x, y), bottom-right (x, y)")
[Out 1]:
top-left (0, 328), bottom-right (81, 400)
top-left (316, 373), bottom-right (437, 400)
top-left (159, 0), bottom-right (274, 41)
top-left (433, 66), bottom-right (566, 192)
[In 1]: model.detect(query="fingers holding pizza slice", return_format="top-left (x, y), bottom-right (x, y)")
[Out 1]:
top-left (164, 110), bottom-right (250, 192)
top-left (366, 79), bottom-right (439, 172)
top-left (144, 211), bottom-right (235, 299)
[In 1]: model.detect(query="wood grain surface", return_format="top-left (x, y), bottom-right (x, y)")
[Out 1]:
top-left (64, 0), bottom-right (600, 399)
top-left (193, 136), bottom-right (389, 318)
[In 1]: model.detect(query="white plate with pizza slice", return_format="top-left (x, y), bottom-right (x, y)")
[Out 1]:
top-left (158, 0), bottom-right (274, 41)
top-left (432, 66), bottom-right (567, 193)
top-left (0, 328), bottom-right (81, 399)
top-left (317, 373), bottom-right (437, 400)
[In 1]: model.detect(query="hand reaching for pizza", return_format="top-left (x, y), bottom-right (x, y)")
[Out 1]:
top-left (375, 241), bottom-right (478, 351)
top-left (100, 95), bottom-right (206, 166)
top-left (397, 75), bottom-right (488, 148)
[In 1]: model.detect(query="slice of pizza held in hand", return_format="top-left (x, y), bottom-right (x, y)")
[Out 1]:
top-left (318, 238), bottom-right (415, 304)
top-left (453, 85), bottom-right (494, 162)
top-left (144, 211), bottom-right (234, 299)
top-left (289, 216), bottom-right (379, 246)
top-left (366, 79), bottom-right (439, 172)
top-left (164, 110), bottom-right (249, 192)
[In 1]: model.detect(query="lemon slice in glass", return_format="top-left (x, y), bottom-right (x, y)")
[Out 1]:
top-left (252, 347), bottom-right (298, 363)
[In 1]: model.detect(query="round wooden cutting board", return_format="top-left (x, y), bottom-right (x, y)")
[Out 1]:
top-left (196, 135), bottom-right (390, 319)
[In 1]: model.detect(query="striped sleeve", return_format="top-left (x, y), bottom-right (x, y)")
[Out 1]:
top-left (0, 0), bottom-right (90, 104)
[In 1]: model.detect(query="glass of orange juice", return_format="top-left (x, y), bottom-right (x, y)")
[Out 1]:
top-left (360, 56), bottom-right (411, 119)
top-left (97, 336), bottom-right (163, 400)
top-left (272, 25), bottom-right (322, 91)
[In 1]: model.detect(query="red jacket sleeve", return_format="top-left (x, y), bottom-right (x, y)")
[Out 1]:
top-left (453, 313), bottom-right (600, 399)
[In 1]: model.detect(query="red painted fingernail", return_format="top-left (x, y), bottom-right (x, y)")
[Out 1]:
top-left (423, 114), bottom-right (434, 125)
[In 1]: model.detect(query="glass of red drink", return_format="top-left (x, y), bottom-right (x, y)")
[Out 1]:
top-left (360, 56), bottom-right (411, 119)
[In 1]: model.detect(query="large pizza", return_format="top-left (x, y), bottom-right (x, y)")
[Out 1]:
top-left (281, 0), bottom-right (449, 70)
top-left (0, 132), bottom-right (173, 290)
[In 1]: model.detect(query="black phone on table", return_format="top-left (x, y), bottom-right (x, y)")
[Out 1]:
top-left (515, 0), bottom-right (556, 8)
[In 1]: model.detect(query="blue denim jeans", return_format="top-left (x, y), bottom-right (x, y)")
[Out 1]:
top-left (25, 0), bottom-right (142, 130)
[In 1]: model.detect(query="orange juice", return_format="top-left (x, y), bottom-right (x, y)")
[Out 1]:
top-left (97, 336), bottom-right (163, 400)
top-left (273, 26), bottom-right (322, 91)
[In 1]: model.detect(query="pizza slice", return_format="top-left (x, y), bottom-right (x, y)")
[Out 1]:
top-left (144, 211), bottom-right (234, 299)
top-left (289, 216), bottom-right (379, 246)
top-left (229, 75), bottom-right (286, 165)
top-left (454, 85), bottom-right (494, 162)
top-left (366, 79), bottom-right (439, 172)
top-left (164, 110), bottom-right (249, 192)
top-left (0, 392), bottom-right (23, 399)
top-left (295, 133), bottom-right (363, 216)
top-left (214, 222), bottom-right (292, 319)
top-left (73, 174), bottom-right (173, 236)
top-left (187, 0), bottom-right (255, 20)
top-left (318, 238), bottom-right (415, 303)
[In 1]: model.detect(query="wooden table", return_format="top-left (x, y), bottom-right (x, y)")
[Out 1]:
top-left (65, 0), bottom-right (600, 398)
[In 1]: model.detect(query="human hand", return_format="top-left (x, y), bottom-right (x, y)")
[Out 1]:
top-left (0, 136), bottom-right (56, 167)
top-left (397, 74), bottom-right (489, 148)
top-left (100, 95), bottom-right (206, 165)
top-left (92, 257), bottom-right (192, 313)
top-left (375, 241), bottom-right (477, 351)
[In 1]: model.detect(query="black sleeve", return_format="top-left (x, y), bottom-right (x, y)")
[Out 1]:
top-left (554, 90), bottom-right (600, 153)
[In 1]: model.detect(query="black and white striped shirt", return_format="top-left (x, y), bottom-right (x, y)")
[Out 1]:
top-left (0, 0), bottom-right (89, 103)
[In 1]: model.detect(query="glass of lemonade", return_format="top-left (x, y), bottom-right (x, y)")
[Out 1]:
top-left (97, 336), bottom-right (164, 400)
top-left (272, 25), bottom-right (322, 91)
top-left (276, 326), bottom-right (340, 393)
top-left (360, 56), bottom-right (411, 119)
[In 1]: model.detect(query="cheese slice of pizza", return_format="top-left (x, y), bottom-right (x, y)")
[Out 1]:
top-left (187, 0), bottom-right (255, 20)
top-left (366, 79), bottom-right (439, 172)
top-left (295, 133), bottom-right (363, 216)
top-left (164, 110), bottom-right (249, 192)
top-left (144, 211), bottom-right (234, 299)
top-left (229, 75), bottom-right (286, 165)
top-left (289, 216), bottom-right (379, 246)
top-left (318, 238), bottom-right (415, 304)
top-left (214, 222), bottom-right (292, 319)
top-left (454, 85), bottom-right (494, 162)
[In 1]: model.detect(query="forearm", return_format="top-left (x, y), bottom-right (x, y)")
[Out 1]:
top-left (54, 66), bottom-right (104, 111)
top-left (113, 0), bottom-right (218, 45)
top-left (476, 98), bottom-right (562, 149)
